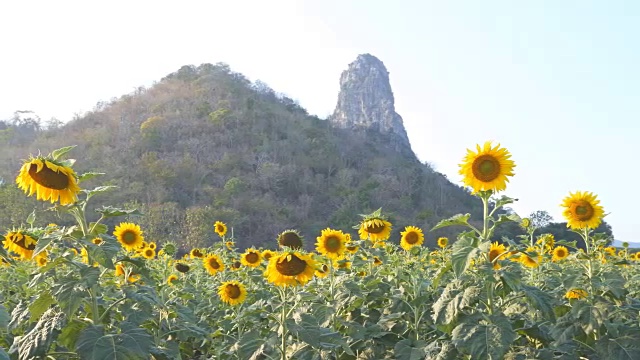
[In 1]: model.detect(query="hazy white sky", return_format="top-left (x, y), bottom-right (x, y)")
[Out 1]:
top-left (1, 1), bottom-right (639, 241)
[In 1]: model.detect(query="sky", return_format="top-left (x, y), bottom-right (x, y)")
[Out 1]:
top-left (1, 1), bottom-right (639, 241)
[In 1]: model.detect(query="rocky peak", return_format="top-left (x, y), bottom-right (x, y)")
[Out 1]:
top-left (330, 54), bottom-right (412, 153)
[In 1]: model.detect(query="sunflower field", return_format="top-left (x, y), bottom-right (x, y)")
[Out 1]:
top-left (1, 143), bottom-right (640, 360)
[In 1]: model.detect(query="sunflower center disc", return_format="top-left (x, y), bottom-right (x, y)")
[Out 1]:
top-left (246, 253), bottom-right (259, 263)
top-left (280, 232), bottom-right (303, 249)
top-left (366, 223), bottom-right (385, 234)
top-left (15, 234), bottom-right (37, 250)
top-left (28, 163), bottom-right (70, 190)
top-left (225, 284), bottom-right (241, 299)
top-left (176, 263), bottom-right (190, 273)
top-left (405, 232), bottom-right (419, 244)
top-left (472, 155), bottom-right (501, 182)
top-left (145, 250), bottom-right (153, 257)
top-left (574, 202), bottom-right (594, 221)
top-left (325, 236), bottom-right (341, 252)
top-left (216, 225), bottom-right (225, 233)
top-left (122, 231), bottom-right (137, 244)
top-left (489, 249), bottom-right (500, 262)
top-left (209, 259), bottom-right (220, 269)
top-left (276, 254), bottom-right (307, 276)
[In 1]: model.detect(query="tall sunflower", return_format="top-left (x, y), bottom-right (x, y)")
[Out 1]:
top-left (358, 215), bottom-right (392, 242)
top-left (316, 228), bottom-right (348, 259)
top-left (203, 253), bottom-right (225, 275)
top-left (16, 154), bottom-right (81, 205)
top-left (399, 226), bottom-right (424, 251)
top-left (214, 221), bottom-right (227, 237)
top-left (265, 251), bottom-right (316, 287)
top-left (218, 281), bottom-right (247, 305)
top-left (3, 230), bottom-right (38, 259)
top-left (519, 247), bottom-right (541, 268)
top-left (262, 249), bottom-right (275, 262)
top-left (167, 274), bottom-right (179, 286)
top-left (458, 141), bottom-right (515, 193)
top-left (277, 229), bottom-right (304, 250)
top-left (552, 246), bottom-right (569, 262)
top-left (437, 237), bottom-right (449, 249)
top-left (190, 248), bottom-right (204, 259)
top-left (113, 222), bottom-right (144, 252)
top-left (241, 248), bottom-right (262, 267)
top-left (489, 242), bottom-right (508, 269)
top-left (561, 191), bottom-right (605, 230)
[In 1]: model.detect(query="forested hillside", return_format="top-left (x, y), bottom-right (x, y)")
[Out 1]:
top-left (2, 62), bottom-right (489, 250)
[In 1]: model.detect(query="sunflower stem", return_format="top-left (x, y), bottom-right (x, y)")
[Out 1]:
top-left (481, 193), bottom-right (490, 242)
top-left (278, 286), bottom-right (288, 360)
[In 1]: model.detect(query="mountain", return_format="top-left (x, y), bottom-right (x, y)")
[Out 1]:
top-left (0, 57), bottom-right (483, 250)
top-left (612, 240), bottom-right (640, 248)
top-left (330, 54), bottom-right (412, 156)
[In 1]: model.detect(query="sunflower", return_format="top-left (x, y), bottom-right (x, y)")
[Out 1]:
top-left (335, 260), bottom-right (352, 270)
top-left (114, 264), bottom-right (139, 283)
top-left (373, 256), bottom-right (383, 266)
top-left (230, 260), bottom-right (242, 271)
top-left (91, 237), bottom-right (103, 245)
top-left (399, 226), bottom-right (424, 251)
top-left (561, 191), bottom-right (605, 230)
top-left (142, 247), bottom-right (156, 260)
top-left (175, 262), bottom-right (190, 273)
top-left (80, 247), bottom-right (99, 266)
top-left (262, 249), bottom-right (275, 261)
top-left (346, 245), bottom-right (359, 254)
top-left (316, 228), bottom-right (348, 259)
top-left (113, 223), bottom-right (144, 252)
top-left (190, 248), bottom-right (204, 259)
top-left (3, 231), bottom-right (38, 259)
top-left (225, 241), bottom-right (235, 250)
top-left (521, 218), bottom-right (531, 228)
top-left (458, 141), bottom-right (515, 193)
top-left (16, 156), bottom-right (81, 205)
top-left (35, 251), bottom-right (48, 267)
top-left (265, 251), bottom-right (316, 287)
top-left (488, 242), bottom-right (508, 269)
top-left (241, 248), bottom-right (262, 267)
top-left (565, 289), bottom-right (588, 300)
top-left (358, 218), bottom-right (392, 242)
top-left (603, 246), bottom-right (616, 257)
top-left (277, 229), bottom-right (304, 250)
top-left (214, 221), bottom-right (227, 237)
top-left (218, 281), bottom-right (247, 306)
top-left (148, 242), bottom-right (157, 250)
top-left (536, 234), bottom-right (555, 253)
top-left (519, 247), bottom-right (540, 268)
top-left (315, 263), bottom-right (330, 278)
top-left (167, 274), bottom-right (178, 286)
top-left (203, 254), bottom-right (225, 275)
top-left (552, 246), bottom-right (569, 262)
top-left (437, 237), bottom-right (449, 249)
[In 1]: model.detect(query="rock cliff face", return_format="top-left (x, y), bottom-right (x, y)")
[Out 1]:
top-left (330, 54), bottom-right (412, 154)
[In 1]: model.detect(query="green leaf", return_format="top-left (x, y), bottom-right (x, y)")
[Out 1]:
top-left (521, 285), bottom-right (555, 321)
top-left (29, 290), bottom-right (55, 322)
top-left (227, 329), bottom-right (272, 360)
top-left (95, 206), bottom-right (143, 218)
top-left (26, 210), bottom-right (36, 226)
top-left (32, 233), bottom-right (56, 258)
top-left (79, 266), bottom-right (100, 288)
top-left (58, 319), bottom-right (87, 350)
top-left (394, 338), bottom-right (428, 360)
top-left (0, 244), bottom-right (12, 264)
top-left (450, 236), bottom-right (480, 278)
top-left (89, 223), bottom-right (108, 235)
top-left (491, 195), bottom-right (517, 212)
top-left (0, 304), bottom-right (10, 330)
top-left (432, 281), bottom-right (481, 326)
top-left (87, 243), bottom-right (116, 269)
top-left (431, 214), bottom-right (471, 231)
top-left (76, 323), bottom-right (153, 360)
top-left (452, 313), bottom-right (516, 360)
top-left (0, 348), bottom-right (8, 360)
top-left (597, 335), bottom-right (640, 360)
top-left (51, 145), bottom-right (76, 160)
top-left (491, 213), bottom-right (520, 227)
top-left (78, 172), bottom-right (105, 183)
top-left (53, 280), bottom-right (85, 317)
top-left (9, 308), bottom-right (66, 360)
top-left (83, 186), bottom-right (117, 198)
